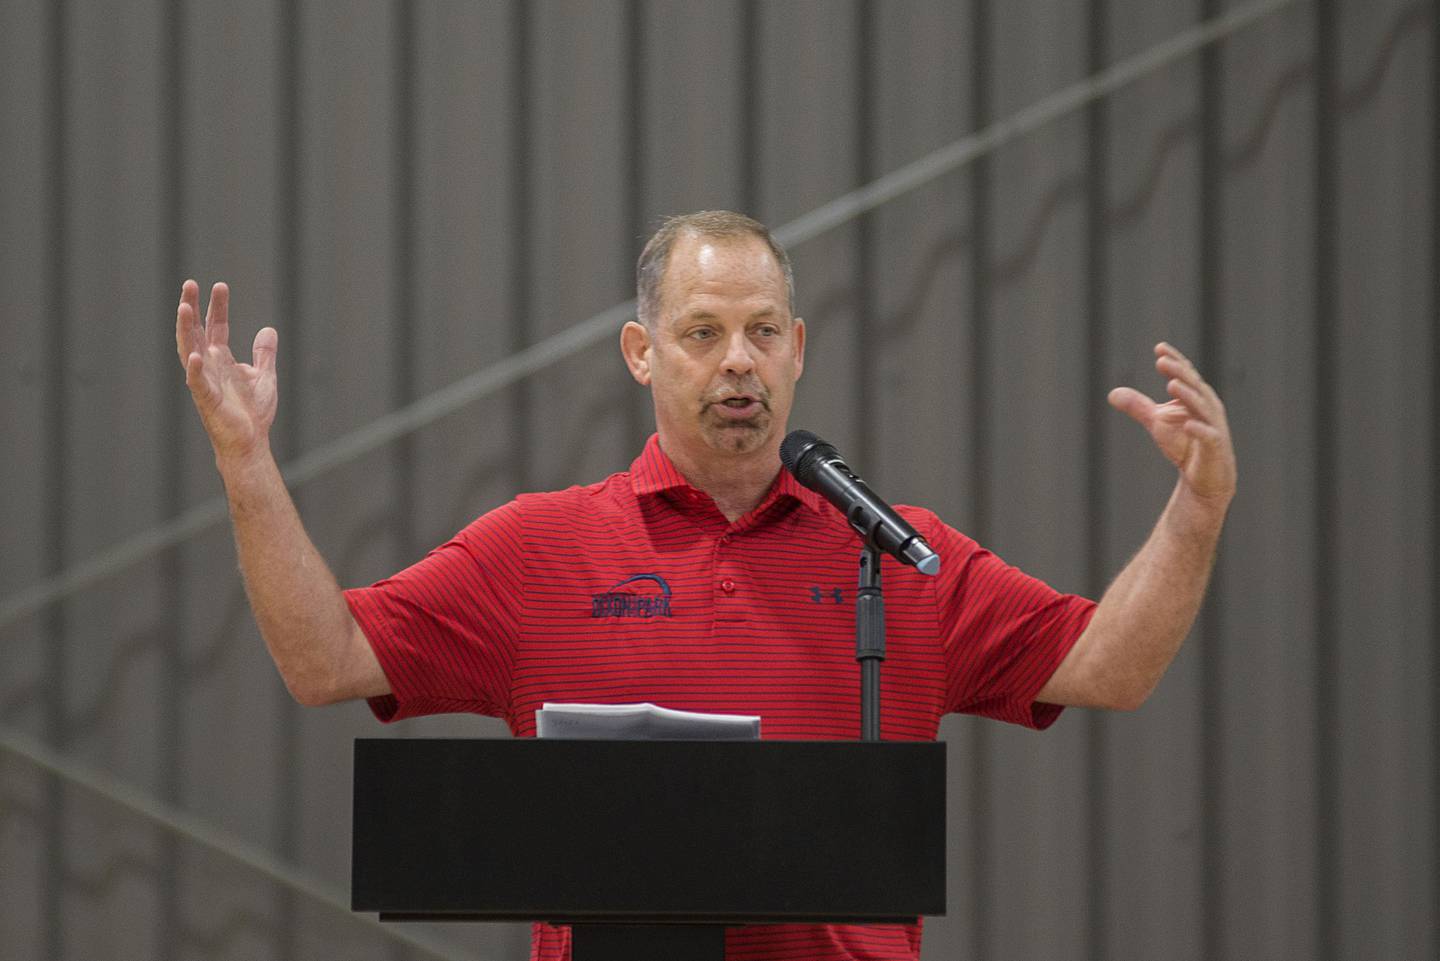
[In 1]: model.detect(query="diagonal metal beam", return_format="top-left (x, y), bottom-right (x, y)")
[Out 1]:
top-left (0, 0), bottom-right (1304, 632)
top-left (0, 723), bottom-right (488, 961)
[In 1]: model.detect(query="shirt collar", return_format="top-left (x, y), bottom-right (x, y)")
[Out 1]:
top-left (629, 433), bottom-right (828, 515)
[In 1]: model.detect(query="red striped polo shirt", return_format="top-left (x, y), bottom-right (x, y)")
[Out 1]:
top-left (345, 434), bottom-right (1095, 961)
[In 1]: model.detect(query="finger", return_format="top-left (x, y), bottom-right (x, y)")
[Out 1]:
top-left (1161, 363), bottom-right (1224, 423)
top-left (1163, 365), bottom-right (1228, 428)
top-left (1107, 386), bottom-right (1156, 428)
top-left (205, 282), bottom-right (230, 349)
top-left (181, 278), bottom-right (200, 315)
top-left (184, 350), bottom-right (214, 408)
top-left (1155, 349), bottom-right (1204, 389)
top-left (1165, 378), bottom-right (1219, 423)
top-left (176, 302), bottom-right (199, 367)
top-left (252, 326), bottom-right (278, 374)
top-left (1155, 341), bottom-right (1193, 366)
top-left (1156, 351), bottom-right (1218, 401)
top-left (1182, 419), bottom-right (1224, 444)
top-left (176, 280), bottom-right (203, 366)
top-left (1155, 345), bottom-right (1225, 411)
top-left (1155, 343), bottom-right (1210, 395)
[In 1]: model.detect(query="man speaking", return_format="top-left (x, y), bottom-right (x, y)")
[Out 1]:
top-left (175, 210), bottom-right (1236, 961)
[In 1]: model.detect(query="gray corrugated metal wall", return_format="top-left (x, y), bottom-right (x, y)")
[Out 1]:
top-left (0, 1), bottom-right (1435, 959)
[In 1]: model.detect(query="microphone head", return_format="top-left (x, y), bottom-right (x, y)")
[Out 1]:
top-left (780, 429), bottom-right (835, 487)
top-left (779, 429), bottom-right (818, 472)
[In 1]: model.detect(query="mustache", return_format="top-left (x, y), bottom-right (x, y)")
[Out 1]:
top-left (701, 379), bottom-right (771, 407)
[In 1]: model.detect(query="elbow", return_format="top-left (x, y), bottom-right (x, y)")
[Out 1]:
top-left (1108, 691), bottom-right (1148, 713)
top-left (1105, 680), bottom-right (1156, 713)
top-left (281, 671), bottom-right (343, 708)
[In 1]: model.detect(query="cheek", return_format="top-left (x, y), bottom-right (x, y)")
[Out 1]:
top-left (651, 371), bottom-right (702, 414)
top-left (765, 353), bottom-right (800, 392)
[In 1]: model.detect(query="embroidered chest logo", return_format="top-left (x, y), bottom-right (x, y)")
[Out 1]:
top-left (592, 573), bottom-right (674, 618)
top-left (810, 586), bottom-right (844, 604)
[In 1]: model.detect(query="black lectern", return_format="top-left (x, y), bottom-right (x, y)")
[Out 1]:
top-left (353, 738), bottom-right (945, 960)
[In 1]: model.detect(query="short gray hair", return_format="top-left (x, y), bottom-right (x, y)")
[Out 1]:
top-left (635, 210), bottom-right (795, 328)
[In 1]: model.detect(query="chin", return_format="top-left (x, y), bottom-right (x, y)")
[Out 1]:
top-left (705, 424), bottom-right (769, 455)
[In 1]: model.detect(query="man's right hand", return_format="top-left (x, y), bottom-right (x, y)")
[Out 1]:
top-left (172, 278), bottom-right (387, 706)
top-left (176, 280), bottom-right (278, 461)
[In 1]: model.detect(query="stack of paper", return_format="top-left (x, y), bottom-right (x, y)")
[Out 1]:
top-left (535, 702), bottom-right (760, 740)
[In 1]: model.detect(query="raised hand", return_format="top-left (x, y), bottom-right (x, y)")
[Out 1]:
top-left (1108, 342), bottom-right (1236, 503)
top-left (176, 280), bottom-right (278, 460)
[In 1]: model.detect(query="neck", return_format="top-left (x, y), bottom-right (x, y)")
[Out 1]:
top-left (658, 435), bottom-right (781, 523)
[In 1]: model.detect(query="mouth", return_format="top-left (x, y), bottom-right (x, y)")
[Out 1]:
top-left (707, 393), bottom-right (767, 422)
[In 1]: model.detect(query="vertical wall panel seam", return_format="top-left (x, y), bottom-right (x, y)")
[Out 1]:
top-left (739, 0), bottom-right (759, 216)
top-left (1431, 0), bottom-right (1440, 949)
top-left (1083, 3), bottom-right (1110, 960)
top-left (967, 2), bottom-right (992, 957)
top-left (43, 2), bottom-right (68, 958)
top-left (1197, 1), bottom-right (1225, 956)
top-left (273, 2), bottom-right (303, 956)
top-left (854, 0), bottom-right (875, 474)
top-left (389, 17), bottom-right (418, 952)
top-left (967, 0), bottom-right (992, 569)
top-left (509, 0), bottom-right (533, 493)
top-left (1313, 0), bottom-right (1339, 957)
top-left (43, 1), bottom-right (69, 740)
top-left (158, 1), bottom-right (186, 958)
top-left (276, 4), bottom-right (303, 467)
top-left (392, 0), bottom-right (417, 563)
top-left (625, 0), bottom-right (647, 454)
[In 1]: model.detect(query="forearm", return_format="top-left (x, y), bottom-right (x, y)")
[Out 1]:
top-left (1048, 480), bottom-right (1230, 710)
top-left (217, 447), bottom-right (379, 705)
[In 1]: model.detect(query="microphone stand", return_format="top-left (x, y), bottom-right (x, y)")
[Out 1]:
top-left (856, 544), bottom-right (884, 741)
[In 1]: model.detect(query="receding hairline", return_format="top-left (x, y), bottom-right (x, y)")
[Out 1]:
top-left (635, 210), bottom-right (795, 328)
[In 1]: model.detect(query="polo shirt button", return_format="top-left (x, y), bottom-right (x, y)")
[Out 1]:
top-left (719, 534), bottom-right (731, 545)
top-left (720, 579), bottom-right (736, 594)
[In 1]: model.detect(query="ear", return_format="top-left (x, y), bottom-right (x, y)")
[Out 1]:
top-left (620, 320), bottom-right (652, 385)
top-left (792, 317), bottom-right (806, 381)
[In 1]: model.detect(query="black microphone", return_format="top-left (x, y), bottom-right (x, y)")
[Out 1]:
top-left (780, 430), bottom-right (940, 576)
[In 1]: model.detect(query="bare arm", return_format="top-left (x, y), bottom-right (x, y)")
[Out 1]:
top-left (177, 280), bottom-right (387, 706)
top-left (1037, 342), bottom-right (1236, 711)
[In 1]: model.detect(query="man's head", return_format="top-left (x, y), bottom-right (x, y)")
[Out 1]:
top-left (622, 211), bottom-right (805, 466)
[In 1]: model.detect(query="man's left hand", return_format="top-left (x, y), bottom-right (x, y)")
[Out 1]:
top-left (1107, 342), bottom-right (1237, 505)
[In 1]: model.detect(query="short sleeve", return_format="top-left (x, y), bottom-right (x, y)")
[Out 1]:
top-left (921, 513), bottom-right (1096, 729)
top-left (343, 500), bottom-right (526, 723)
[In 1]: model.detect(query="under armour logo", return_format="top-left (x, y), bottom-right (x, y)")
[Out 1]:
top-left (810, 587), bottom-right (843, 604)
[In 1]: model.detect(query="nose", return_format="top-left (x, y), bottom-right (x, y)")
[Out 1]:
top-left (720, 329), bottom-right (757, 376)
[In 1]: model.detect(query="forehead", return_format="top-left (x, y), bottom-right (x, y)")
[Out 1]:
top-left (657, 233), bottom-right (789, 317)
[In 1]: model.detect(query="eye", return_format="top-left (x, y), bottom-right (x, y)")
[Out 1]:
top-left (686, 326), bottom-right (717, 342)
top-left (754, 324), bottom-right (780, 338)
